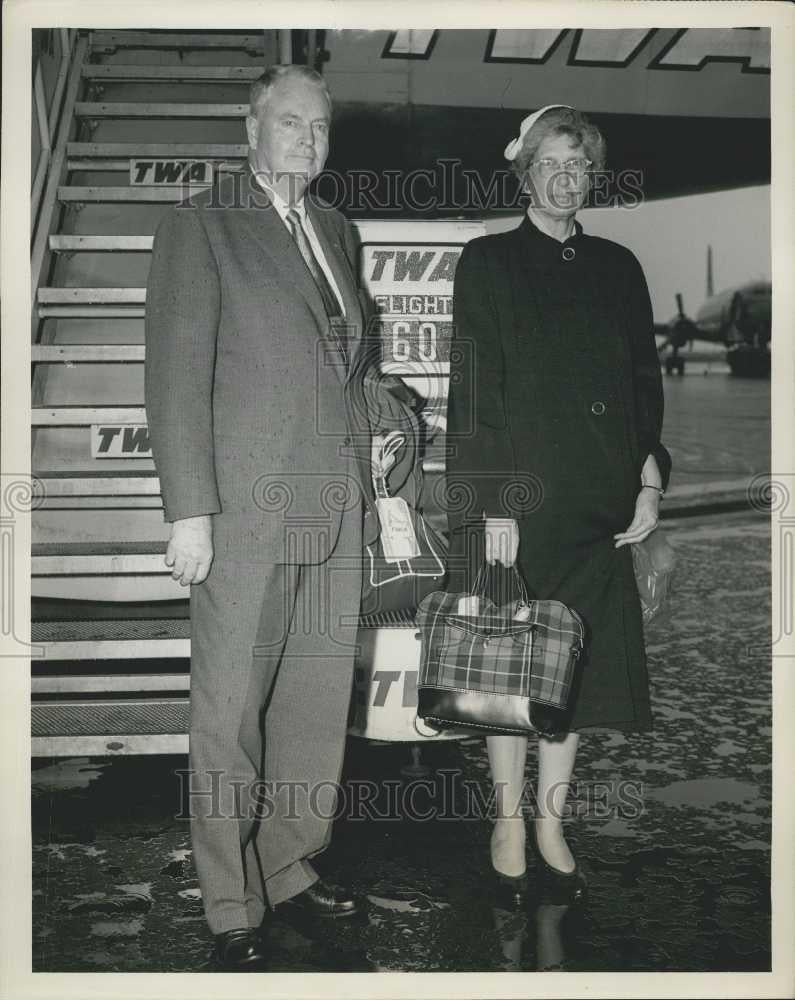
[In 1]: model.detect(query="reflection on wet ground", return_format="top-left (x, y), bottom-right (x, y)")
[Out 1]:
top-left (32, 511), bottom-right (771, 972)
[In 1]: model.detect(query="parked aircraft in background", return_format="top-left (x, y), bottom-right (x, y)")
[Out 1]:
top-left (656, 246), bottom-right (771, 375)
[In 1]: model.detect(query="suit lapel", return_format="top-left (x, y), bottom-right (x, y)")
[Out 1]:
top-left (307, 201), bottom-right (360, 319)
top-left (306, 197), bottom-right (365, 370)
top-left (233, 168), bottom-right (335, 344)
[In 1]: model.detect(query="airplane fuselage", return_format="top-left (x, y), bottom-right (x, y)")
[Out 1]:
top-left (694, 281), bottom-right (772, 345)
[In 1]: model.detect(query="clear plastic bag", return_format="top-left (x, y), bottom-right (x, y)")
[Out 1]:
top-left (632, 529), bottom-right (677, 623)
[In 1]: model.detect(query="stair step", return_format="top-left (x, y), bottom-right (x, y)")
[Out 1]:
top-left (32, 541), bottom-right (168, 575)
top-left (32, 406), bottom-right (147, 426)
top-left (37, 287), bottom-right (146, 319)
top-left (33, 673), bottom-right (190, 691)
top-left (32, 344), bottom-right (145, 361)
top-left (32, 617), bottom-right (191, 662)
top-left (83, 64), bottom-right (262, 81)
top-left (67, 142), bottom-right (247, 157)
top-left (67, 159), bottom-right (241, 172)
top-left (59, 186), bottom-right (210, 202)
top-left (38, 306), bottom-right (146, 319)
top-left (31, 699), bottom-right (190, 756)
top-left (30, 613), bottom-right (417, 663)
top-left (38, 288), bottom-right (145, 304)
top-left (89, 30), bottom-right (267, 51)
top-left (74, 102), bottom-right (248, 118)
top-left (32, 595), bottom-right (188, 622)
top-left (34, 473), bottom-right (159, 497)
top-left (49, 236), bottom-right (153, 251)
top-left (33, 616), bottom-right (187, 643)
top-left (30, 676), bottom-right (190, 696)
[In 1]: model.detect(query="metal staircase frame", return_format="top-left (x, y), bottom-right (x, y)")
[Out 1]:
top-left (30, 29), bottom-right (271, 757)
top-left (29, 29), bottom-right (456, 758)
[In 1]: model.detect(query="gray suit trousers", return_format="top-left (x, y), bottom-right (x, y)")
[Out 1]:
top-left (187, 505), bottom-right (362, 934)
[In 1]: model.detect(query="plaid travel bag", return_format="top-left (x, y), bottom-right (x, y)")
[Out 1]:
top-left (415, 566), bottom-right (586, 736)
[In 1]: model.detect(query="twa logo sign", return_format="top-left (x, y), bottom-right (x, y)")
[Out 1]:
top-left (382, 28), bottom-right (770, 74)
top-left (363, 246), bottom-right (462, 290)
top-left (91, 425), bottom-right (152, 459)
top-left (129, 160), bottom-right (214, 186)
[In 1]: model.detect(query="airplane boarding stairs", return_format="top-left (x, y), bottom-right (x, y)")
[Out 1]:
top-left (30, 30), bottom-right (280, 755)
top-left (29, 29), bottom-right (469, 756)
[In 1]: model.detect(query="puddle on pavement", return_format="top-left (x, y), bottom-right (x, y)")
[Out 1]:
top-left (367, 886), bottom-right (450, 914)
top-left (177, 888), bottom-right (202, 901)
top-left (70, 893), bottom-right (151, 916)
top-left (647, 777), bottom-right (759, 808)
top-left (89, 918), bottom-right (144, 938)
top-left (32, 758), bottom-right (106, 792)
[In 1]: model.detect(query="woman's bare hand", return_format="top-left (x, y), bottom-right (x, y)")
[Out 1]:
top-left (485, 517), bottom-right (520, 566)
top-left (614, 489), bottom-right (659, 548)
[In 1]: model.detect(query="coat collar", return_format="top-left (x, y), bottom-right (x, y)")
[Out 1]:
top-left (515, 212), bottom-right (584, 269)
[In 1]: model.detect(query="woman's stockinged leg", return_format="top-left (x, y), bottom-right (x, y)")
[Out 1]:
top-left (535, 731), bottom-right (580, 873)
top-left (486, 734), bottom-right (529, 877)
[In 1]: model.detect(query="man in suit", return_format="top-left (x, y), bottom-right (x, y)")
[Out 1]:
top-left (145, 64), bottom-right (373, 970)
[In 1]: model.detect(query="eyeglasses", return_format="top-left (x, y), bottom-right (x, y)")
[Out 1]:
top-left (530, 157), bottom-right (593, 176)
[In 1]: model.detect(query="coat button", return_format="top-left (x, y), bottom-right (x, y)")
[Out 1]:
top-left (343, 436), bottom-right (351, 446)
top-left (591, 401), bottom-right (606, 415)
top-left (562, 246), bottom-right (576, 261)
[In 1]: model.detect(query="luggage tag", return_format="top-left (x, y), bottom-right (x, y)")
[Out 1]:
top-left (375, 497), bottom-right (421, 563)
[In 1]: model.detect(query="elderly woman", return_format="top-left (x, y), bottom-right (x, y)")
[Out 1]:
top-left (445, 105), bottom-right (671, 904)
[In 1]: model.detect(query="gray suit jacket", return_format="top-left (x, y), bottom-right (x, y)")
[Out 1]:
top-left (145, 167), bottom-right (368, 565)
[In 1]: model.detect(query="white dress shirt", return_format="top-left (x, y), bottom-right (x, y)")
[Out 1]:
top-left (252, 173), bottom-right (346, 317)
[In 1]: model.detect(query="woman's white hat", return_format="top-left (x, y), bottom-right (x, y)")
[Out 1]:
top-left (503, 104), bottom-right (573, 162)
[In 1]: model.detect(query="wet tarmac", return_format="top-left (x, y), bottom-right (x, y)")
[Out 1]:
top-left (659, 368), bottom-right (770, 493)
top-left (32, 505), bottom-right (772, 973)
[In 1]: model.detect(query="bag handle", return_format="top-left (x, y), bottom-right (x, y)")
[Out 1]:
top-left (472, 562), bottom-right (529, 609)
top-left (371, 430), bottom-right (406, 501)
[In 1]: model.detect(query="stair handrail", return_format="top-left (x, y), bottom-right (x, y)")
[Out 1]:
top-left (31, 29), bottom-right (75, 231)
top-left (30, 30), bottom-right (89, 312)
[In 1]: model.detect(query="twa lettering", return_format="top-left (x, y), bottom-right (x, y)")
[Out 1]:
top-left (129, 160), bottom-right (213, 186)
top-left (91, 425), bottom-right (152, 459)
top-left (365, 248), bottom-right (461, 285)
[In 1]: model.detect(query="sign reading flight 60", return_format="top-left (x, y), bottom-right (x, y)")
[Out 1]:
top-left (362, 245), bottom-right (461, 365)
top-left (373, 317), bottom-right (453, 365)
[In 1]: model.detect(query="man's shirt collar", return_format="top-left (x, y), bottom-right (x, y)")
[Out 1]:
top-left (250, 164), bottom-right (307, 222)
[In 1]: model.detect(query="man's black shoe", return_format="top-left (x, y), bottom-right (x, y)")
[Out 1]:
top-left (279, 879), bottom-right (362, 918)
top-left (214, 927), bottom-right (267, 971)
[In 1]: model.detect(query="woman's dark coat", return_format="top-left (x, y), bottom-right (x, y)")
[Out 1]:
top-left (445, 215), bottom-right (671, 732)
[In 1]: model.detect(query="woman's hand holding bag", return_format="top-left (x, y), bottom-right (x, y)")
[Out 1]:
top-left (485, 517), bottom-right (520, 567)
top-left (415, 563), bottom-right (586, 736)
